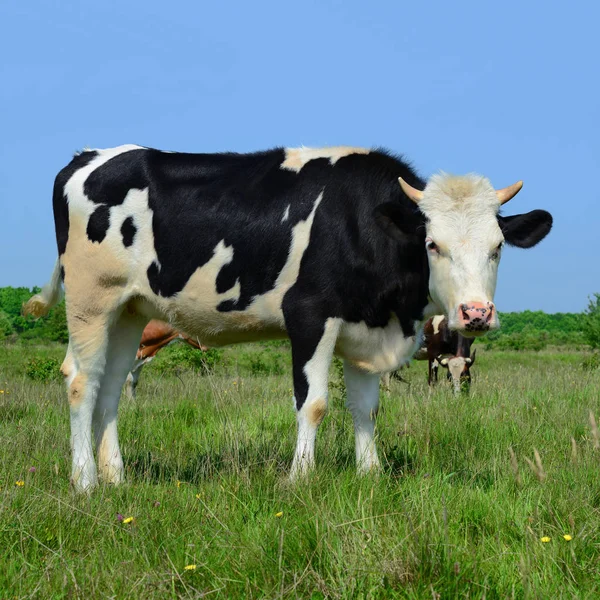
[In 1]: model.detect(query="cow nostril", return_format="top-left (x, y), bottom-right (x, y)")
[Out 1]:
top-left (460, 304), bottom-right (470, 320)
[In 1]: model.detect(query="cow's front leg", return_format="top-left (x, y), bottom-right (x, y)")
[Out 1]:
top-left (287, 317), bottom-right (341, 479)
top-left (344, 360), bottom-right (381, 473)
top-left (123, 357), bottom-right (151, 400)
top-left (432, 358), bottom-right (440, 383)
top-left (428, 357), bottom-right (439, 385)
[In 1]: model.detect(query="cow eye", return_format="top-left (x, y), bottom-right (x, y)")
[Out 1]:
top-left (490, 242), bottom-right (503, 260)
top-left (426, 238), bottom-right (439, 254)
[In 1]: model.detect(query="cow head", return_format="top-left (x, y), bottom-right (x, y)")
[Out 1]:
top-left (439, 349), bottom-right (476, 394)
top-left (376, 174), bottom-right (552, 337)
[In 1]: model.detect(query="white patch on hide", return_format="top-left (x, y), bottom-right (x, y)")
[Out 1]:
top-left (281, 146), bottom-right (369, 173)
top-left (432, 315), bottom-right (445, 335)
top-left (336, 317), bottom-right (424, 374)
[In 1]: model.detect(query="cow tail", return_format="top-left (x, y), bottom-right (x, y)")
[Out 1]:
top-left (22, 258), bottom-right (64, 318)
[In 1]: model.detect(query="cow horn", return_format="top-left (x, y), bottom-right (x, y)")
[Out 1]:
top-left (469, 349), bottom-right (476, 365)
top-left (398, 177), bottom-right (424, 204)
top-left (496, 181), bottom-right (523, 205)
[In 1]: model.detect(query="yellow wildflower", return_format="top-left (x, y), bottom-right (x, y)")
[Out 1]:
top-left (184, 564), bottom-right (197, 571)
top-left (15, 480), bottom-right (24, 487)
top-left (123, 516), bottom-right (134, 524)
top-left (195, 493), bottom-right (202, 499)
top-left (177, 480), bottom-right (182, 488)
top-left (563, 534), bottom-right (573, 541)
top-left (0, 390), bottom-right (4, 394)
top-left (275, 511), bottom-right (283, 518)
top-left (541, 536), bottom-right (551, 543)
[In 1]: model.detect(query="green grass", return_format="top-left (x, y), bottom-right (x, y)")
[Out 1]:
top-left (1, 343), bottom-right (599, 598)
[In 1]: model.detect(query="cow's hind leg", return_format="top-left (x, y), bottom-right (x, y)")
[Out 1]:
top-left (287, 316), bottom-right (341, 479)
top-left (63, 313), bottom-right (113, 493)
top-left (94, 311), bottom-right (148, 484)
top-left (344, 361), bottom-right (381, 473)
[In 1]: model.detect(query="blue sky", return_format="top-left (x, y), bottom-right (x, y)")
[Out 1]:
top-left (1, 1), bottom-right (598, 312)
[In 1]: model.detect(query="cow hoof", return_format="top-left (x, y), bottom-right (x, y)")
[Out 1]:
top-left (356, 460), bottom-right (382, 476)
top-left (70, 471), bottom-right (98, 495)
top-left (289, 461), bottom-right (314, 482)
top-left (99, 465), bottom-right (125, 486)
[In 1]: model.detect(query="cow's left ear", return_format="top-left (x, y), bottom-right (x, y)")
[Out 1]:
top-left (498, 210), bottom-right (553, 248)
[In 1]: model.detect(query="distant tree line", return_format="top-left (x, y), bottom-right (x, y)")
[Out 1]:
top-left (477, 296), bottom-right (600, 350)
top-left (480, 310), bottom-right (585, 350)
top-left (0, 287), bottom-right (68, 343)
top-left (1, 286), bottom-right (599, 351)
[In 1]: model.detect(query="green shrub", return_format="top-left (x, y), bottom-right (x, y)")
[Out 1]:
top-left (583, 294), bottom-right (600, 349)
top-left (478, 310), bottom-right (587, 350)
top-left (20, 301), bottom-right (68, 344)
top-left (233, 345), bottom-right (286, 376)
top-left (582, 352), bottom-right (600, 371)
top-left (0, 311), bottom-right (13, 340)
top-left (25, 358), bottom-right (61, 382)
top-left (482, 326), bottom-right (548, 352)
top-left (45, 303), bottom-right (69, 343)
top-left (150, 343), bottom-right (223, 376)
top-left (329, 357), bottom-right (347, 407)
top-left (248, 347), bottom-right (284, 376)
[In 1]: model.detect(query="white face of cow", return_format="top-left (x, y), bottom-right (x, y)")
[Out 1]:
top-left (417, 175), bottom-right (504, 335)
top-left (440, 355), bottom-right (474, 394)
top-left (397, 175), bottom-right (552, 338)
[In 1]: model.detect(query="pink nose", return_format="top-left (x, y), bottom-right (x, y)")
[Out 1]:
top-left (458, 302), bottom-right (495, 332)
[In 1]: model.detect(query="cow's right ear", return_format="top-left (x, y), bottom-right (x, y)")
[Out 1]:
top-left (439, 357), bottom-right (449, 367)
top-left (373, 202), bottom-right (423, 243)
top-left (498, 210), bottom-right (553, 248)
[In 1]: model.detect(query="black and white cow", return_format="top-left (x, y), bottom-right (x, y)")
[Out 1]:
top-left (24, 145), bottom-right (552, 492)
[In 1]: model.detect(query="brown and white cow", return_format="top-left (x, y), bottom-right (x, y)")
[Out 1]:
top-left (422, 315), bottom-right (476, 393)
top-left (24, 144), bottom-right (552, 492)
top-left (124, 320), bottom-right (207, 399)
top-left (382, 315), bottom-right (474, 393)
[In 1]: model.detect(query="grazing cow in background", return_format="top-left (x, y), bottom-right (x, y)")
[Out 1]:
top-left (124, 320), bottom-right (207, 399)
top-left (423, 315), bottom-right (476, 393)
top-left (381, 315), bottom-right (474, 393)
top-left (24, 144), bottom-right (552, 492)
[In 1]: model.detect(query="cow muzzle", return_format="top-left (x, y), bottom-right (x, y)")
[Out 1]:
top-left (457, 301), bottom-right (496, 335)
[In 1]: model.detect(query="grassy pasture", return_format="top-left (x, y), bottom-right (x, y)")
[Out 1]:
top-left (0, 343), bottom-right (599, 599)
